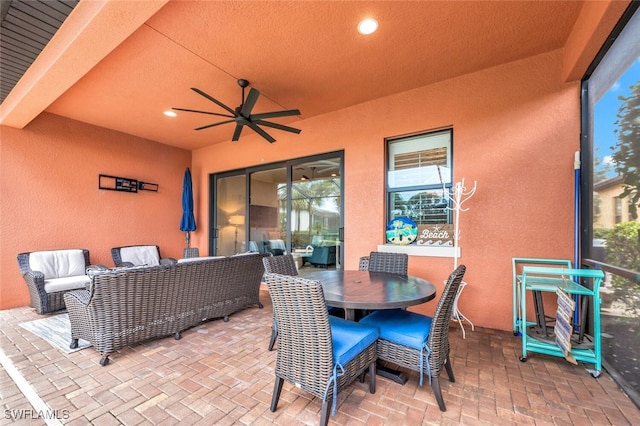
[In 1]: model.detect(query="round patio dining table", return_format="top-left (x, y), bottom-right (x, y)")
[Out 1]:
top-left (302, 269), bottom-right (437, 321)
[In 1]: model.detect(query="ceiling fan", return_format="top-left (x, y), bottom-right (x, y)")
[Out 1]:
top-left (173, 79), bottom-right (301, 143)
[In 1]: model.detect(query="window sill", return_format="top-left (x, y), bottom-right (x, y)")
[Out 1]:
top-left (377, 244), bottom-right (459, 258)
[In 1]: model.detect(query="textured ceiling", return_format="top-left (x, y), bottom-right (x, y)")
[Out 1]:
top-left (1, 1), bottom-right (585, 150)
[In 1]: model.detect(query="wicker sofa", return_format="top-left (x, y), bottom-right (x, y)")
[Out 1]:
top-left (64, 253), bottom-right (265, 366)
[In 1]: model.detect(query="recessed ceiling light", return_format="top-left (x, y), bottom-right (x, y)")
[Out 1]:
top-left (164, 110), bottom-right (177, 117)
top-left (358, 18), bottom-right (378, 35)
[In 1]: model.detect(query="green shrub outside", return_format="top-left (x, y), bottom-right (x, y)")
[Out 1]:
top-left (593, 228), bottom-right (611, 239)
top-left (604, 221), bottom-right (640, 316)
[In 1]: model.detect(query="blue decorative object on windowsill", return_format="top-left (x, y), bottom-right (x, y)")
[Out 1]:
top-left (386, 216), bottom-right (418, 245)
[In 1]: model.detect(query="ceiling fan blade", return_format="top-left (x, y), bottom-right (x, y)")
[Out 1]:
top-left (240, 88), bottom-right (260, 117)
top-left (194, 119), bottom-right (236, 131)
top-left (191, 88), bottom-right (237, 115)
top-left (172, 107), bottom-right (234, 118)
top-left (255, 120), bottom-right (301, 134)
top-left (250, 109), bottom-right (301, 121)
top-left (247, 122), bottom-right (276, 143)
top-left (232, 123), bottom-right (244, 141)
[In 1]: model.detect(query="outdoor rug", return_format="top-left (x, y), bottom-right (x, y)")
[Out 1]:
top-left (19, 313), bottom-right (91, 354)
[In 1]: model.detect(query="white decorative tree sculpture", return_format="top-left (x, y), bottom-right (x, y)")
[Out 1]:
top-left (447, 178), bottom-right (477, 338)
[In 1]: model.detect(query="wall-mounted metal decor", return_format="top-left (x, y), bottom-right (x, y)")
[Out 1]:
top-left (99, 174), bottom-right (158, 193)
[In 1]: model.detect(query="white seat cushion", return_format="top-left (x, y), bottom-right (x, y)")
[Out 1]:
top-left (44, 275), bottom-right (90, 293)
top-left (120, 246), bottom-right (160, 266)
top-left (29, 249), bottom-right (86, 279)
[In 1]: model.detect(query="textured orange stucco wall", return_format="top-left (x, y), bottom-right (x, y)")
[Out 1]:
top-left (0, 113), bottom-right (191, 309)
top-left (192, 49), bottom-right (579, 331)
top-left (0, 0), bottom-right (625, 330)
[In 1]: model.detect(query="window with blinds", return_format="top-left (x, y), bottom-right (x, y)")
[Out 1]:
top-left (386, 129), bottom-right (452, 225)
top-left (393, 147), bottom-right (448, 171)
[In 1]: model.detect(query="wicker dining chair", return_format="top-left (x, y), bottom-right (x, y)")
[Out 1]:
top-left (360, 265), bottom-right (466, 411)
top-left (262, 254), bottom-right (298, 351)
top-left (263, 273), bottom-right (378, 425)
top-left (368, 251), bottom-right (408, 275)
top-left (357, 252), bottom-right (408, 318)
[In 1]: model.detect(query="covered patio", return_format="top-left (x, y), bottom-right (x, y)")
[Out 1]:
top-left (2, 0), bottom-right (639, 423)
top-left (1, 291), bottom-right (638, 425)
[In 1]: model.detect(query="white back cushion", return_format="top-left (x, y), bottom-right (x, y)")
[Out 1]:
top-left (120, 245), bottom-right (160, 266)
top-left (177, 256), bottom-right (225, 264)
top-left (29, 249), bottom-right (86, 278)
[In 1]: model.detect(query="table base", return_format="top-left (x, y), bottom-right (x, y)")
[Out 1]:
top-left (376, 363), bottom-right (408, 384)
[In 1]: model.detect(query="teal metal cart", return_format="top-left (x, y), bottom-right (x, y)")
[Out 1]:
top-left (512, 258), bottom-right (572, 335)
top-left (518, 266), bottom-right (604, 377)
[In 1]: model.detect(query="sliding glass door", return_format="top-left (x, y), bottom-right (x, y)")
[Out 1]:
top-left (210, 152), bottom-right (343, 269)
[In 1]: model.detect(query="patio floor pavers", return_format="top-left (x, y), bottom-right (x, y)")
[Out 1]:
top-left (1, 289), bottom-right (638, 425)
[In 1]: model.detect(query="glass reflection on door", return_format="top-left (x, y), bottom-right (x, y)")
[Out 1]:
top-left (249, 167), bottom-right (287, 256)
top-left (291, 158), bottom-right (342, 268)
top-left (215, 174), bottom-right (246, 256)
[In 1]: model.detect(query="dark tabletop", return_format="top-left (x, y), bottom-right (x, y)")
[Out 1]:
top-left (302, 269), bottom-right (437, 311)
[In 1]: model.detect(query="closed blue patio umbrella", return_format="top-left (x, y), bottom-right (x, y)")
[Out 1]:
top-left (180, 167), bottom-right (196, 248)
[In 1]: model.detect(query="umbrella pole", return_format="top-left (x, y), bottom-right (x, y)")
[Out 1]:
top-left (186, 231), bottom-right (191, 248)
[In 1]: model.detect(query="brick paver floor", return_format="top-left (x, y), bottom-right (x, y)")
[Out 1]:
top-left (1, 289), bottom-right (638, 425)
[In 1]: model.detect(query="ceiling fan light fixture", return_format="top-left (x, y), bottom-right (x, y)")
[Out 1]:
top-left (358, 18), bottom-right (378, 35)
top-left (163, 110), bottom-right (177, 117)
top-left (173, 79), bottom-right (301, 143)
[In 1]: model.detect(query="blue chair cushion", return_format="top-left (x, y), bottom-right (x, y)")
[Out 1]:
top-left (329, 316), bottom-right (379, 366)
top-left (360, 309), bottom-right (432, 350)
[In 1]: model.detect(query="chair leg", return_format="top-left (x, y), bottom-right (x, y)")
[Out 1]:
top-left (270, 377), bottom-right (284, 412)
top-left (268, 327), bottom-right (277, 351)
top-left (430, 375), bottom-right (447, 412)
top-left (320, 398), bottom-right (331, 426)
top-left (369, 362), bottom-right (376, 393)
top-left (444, 354), bottom-right (455, 383)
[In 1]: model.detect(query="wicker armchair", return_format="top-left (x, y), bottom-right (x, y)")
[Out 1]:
top-left (111, 245), bottom-right (176, 267)
top-left (360, 265), bottom-right (466, 411)
top-left (17, 249), bottom-right (94, 314)
top-left (263, 273), bottom-right (378, 425)
top-left (262, 254), bottom-right (299, 351)
top-left (368, 251), bottom-right (408, 274)
top-left (308, 245), bottom-right (337, 268)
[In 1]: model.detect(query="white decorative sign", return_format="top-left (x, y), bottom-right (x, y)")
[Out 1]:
top-left (416, 224), bottom-right (454, 246)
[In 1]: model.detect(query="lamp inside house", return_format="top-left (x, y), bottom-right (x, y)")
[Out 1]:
top-left (229, 214), bottom-right (245, 253)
